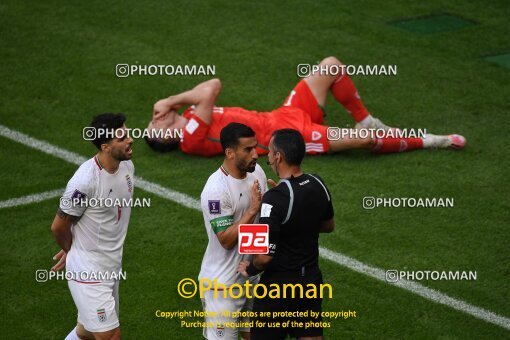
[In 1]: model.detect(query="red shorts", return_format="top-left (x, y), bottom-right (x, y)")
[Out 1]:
top-left (280, 80), bottom-right (330, 154)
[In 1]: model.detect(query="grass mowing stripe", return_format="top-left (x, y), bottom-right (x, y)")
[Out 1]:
top-left (319, 248), bottom-right (510, 331)
top-left (0, 188), bottom-right (64, 209)
top-left (0, 124), bottom-right (200, 209)
top-left (135, 178), bottom-right (200, 210)
top-left (0, 125), bottom-right (87, 166)
top-left (1, 123), bottom-right (509, 331)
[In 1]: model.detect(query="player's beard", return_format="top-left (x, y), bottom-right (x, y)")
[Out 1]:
top-left (236, 158), bottom-right (256, 173)
top-left (112, 145), bottom-right (133, 161)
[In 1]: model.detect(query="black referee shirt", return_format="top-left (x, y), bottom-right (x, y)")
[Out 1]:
top-left (259, 173), bottom-right (334, 281)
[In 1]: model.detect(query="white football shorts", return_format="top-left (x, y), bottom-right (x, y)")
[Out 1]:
top-left (201, 287), bottom-right (254, 339)
top-left (68, 280), bottom-right (120, 333)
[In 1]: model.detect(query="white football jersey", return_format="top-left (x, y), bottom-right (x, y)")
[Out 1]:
top-left (60, 156), bottom-right (134, 281)
top-left (199, 163), bottom-right (267, 286)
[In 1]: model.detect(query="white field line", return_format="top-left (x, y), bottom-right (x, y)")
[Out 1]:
top-left (0, 188), bottom-right (64, 209)
top-left (0, 124), bottom-right (508, 331)
top-left (319, 248), bottom-right (510, 330)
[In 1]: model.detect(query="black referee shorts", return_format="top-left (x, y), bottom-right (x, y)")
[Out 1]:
top-left (251, 278), bottom-right (324, 339)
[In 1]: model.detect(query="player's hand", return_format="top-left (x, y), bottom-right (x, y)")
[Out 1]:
top-left (153, 99), bottom-right (172, 120)
top-left (249, 180), bottom-right (262, 215)
top-left (153, 97), bottom-right (183, 120)
top-left (268, 179), bottom-right (278, 188)
top-left (51, 249), bottom-right (67, 271)
top-left (237, 260), bottom-right (250, 278)
top-left (152, 99), bottom-right (168, 118)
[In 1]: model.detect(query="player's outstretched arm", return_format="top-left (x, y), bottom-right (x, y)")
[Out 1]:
top-left (153, 78), bottom-right (221, 124)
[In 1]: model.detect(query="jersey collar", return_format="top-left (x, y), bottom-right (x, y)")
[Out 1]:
top-left (94, 155), bottom-right (104, 170)
top-left (219, 165), bottom-right (229, 176)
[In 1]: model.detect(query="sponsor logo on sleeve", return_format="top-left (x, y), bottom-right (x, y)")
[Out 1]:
top-left (269, 243), bottom-right (277, 255)
top-left (210, 215), bottom-right (234, 233)
top-left (261, 203), bottom-right (273, 218)
top-left (71, 189), bottom-right (87, 200)
top-left (312, 131), bottom-right (322, 141)
top-left (208, 200), bottom-right (221, 214)
top-left (185, 118), bottom-right (199, 135)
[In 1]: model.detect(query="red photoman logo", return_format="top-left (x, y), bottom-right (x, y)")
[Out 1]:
top-left (238, 224), bottom-right (269, 254)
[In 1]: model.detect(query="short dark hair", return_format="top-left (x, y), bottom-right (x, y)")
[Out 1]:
top-left (144, 136), bottom-right (180, 153)
top-left (220, 123), bottom-right (256, 152)
top-left (271, 129), bottom-right (305, 166)
top-left (89, 113), bottom-right (126, 150)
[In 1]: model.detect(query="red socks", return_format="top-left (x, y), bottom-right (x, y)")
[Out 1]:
top-left (331, 73), bottom-right (370, 122)
top-left (330, 70), bottom-right (424, 154)
top-left (372, 137), bottom-right (424, 154)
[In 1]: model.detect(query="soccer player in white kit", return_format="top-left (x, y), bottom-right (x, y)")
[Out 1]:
top-left (50, 113), bottom-right (134, 340)
top-left (199, 122), bottom-right (267, 340)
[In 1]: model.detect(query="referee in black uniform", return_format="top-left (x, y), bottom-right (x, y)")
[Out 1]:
top-left (238, 129), bottom-right (334, 340)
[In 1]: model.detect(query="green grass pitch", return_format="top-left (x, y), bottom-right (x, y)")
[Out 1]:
top-left (0, 0), bottom-right (509, 339)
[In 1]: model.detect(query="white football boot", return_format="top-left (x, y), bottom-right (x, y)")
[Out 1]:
top-left (423, 134), bottom-right (466, 149)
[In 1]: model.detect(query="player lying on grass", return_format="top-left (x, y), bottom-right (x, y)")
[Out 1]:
top-left (145, 56), bottom-right (466, 156)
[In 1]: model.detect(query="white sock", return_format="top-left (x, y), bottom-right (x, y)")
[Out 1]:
top-left (422, 134), bottom-right (431, 148)
top-left (357, 115), bottom-right (374, 128)
top-left (422, 134), bottom-right (449, 148)
top-left (65, 326), bottom-right (80, 340)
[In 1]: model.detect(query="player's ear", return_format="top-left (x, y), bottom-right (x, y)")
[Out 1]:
top-left (100, 143), bottom-right (109, 153)
top-left (224, 147), bottom-right (235, 160)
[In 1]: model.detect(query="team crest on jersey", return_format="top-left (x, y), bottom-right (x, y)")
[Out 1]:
top-left (125, 174), bottom-right (133, 193)
top-left (97, 308), bottom-right (107, 322)
top-left (216, 324), bottom-right (225, 337)
top-left (208, 200), bottom-right (221, 214)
